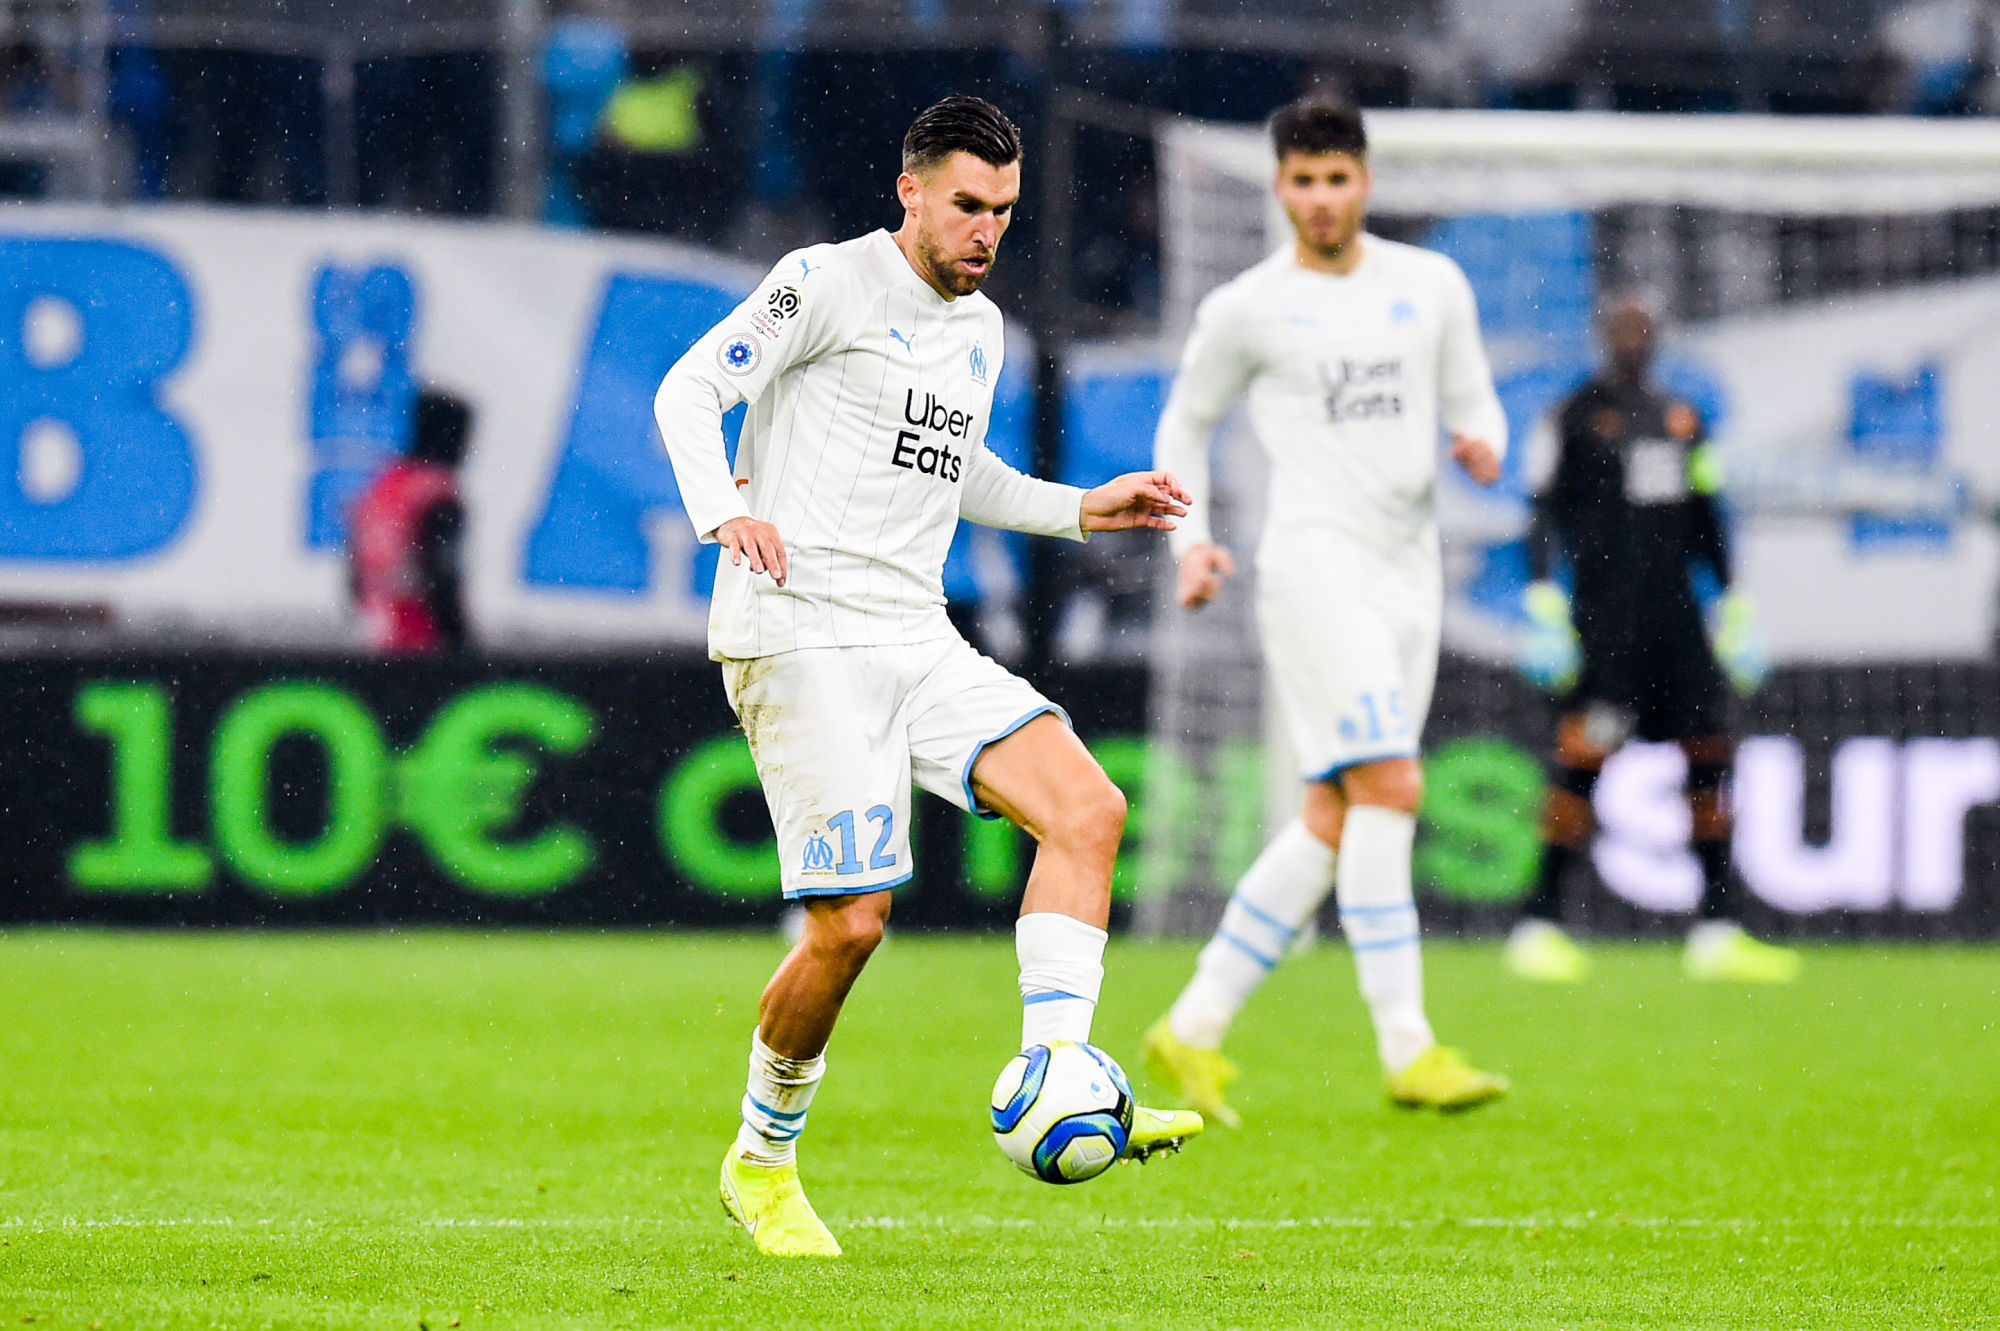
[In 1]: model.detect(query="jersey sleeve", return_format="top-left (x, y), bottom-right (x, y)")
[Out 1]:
top-left (653, 250), bottom-right (842, 542)
top-left (1153, 287), bottom-right (1257, 557)
top-left (1435, 260), bottom-right (1509, 462)
top-left (960, 444), bottom-right (1086, 541)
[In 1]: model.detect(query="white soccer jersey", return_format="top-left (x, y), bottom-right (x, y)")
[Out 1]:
top-left (1153, 236), bottom-right (1507, 568)
top-left (655, 229), bottom-right (1086, 660)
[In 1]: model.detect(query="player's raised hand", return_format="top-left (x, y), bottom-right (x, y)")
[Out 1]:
top-left (1080, 470), bottom-right (1190, 532)
top-left (1176, 543), bottom-right (1235, 610)
top-left (1451, 434), bottom-right (1502, 486)
top-left (714, 516), bottom-right (788, 586)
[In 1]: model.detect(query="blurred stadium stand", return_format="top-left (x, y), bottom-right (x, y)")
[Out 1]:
top-left (0, 1), bottom-right (1952, 221)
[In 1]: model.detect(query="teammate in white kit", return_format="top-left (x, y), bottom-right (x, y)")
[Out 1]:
top-left (653, 96), bottom-right (1202, 1259)
top-left (1141, 96), bottom-right (1511, 1123)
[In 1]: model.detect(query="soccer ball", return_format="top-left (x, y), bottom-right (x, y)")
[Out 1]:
top-left (989, 1040), bottom-right (1135, 1184)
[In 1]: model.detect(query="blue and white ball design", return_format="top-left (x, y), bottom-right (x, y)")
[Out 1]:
top-left (990, 1040), bottom-right (1134, 1184)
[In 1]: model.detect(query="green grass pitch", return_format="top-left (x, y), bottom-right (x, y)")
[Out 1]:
top-left (1, 930), bottom-right (1995, 1329)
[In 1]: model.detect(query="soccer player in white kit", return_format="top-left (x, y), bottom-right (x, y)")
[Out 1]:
top-left (653, 96), bottom-right (1202, 1259)
top-left (1141, 97), bottom-right (1512, 1123)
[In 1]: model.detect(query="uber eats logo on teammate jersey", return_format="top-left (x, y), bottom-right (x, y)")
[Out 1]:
top-left (893, 389), bottom-right (975, 482)
top-left (1320, 357), bottom-right (1405, 423)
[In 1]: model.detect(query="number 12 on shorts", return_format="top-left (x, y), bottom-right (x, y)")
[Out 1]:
top-left (806, 805), bottom-right (897, 875)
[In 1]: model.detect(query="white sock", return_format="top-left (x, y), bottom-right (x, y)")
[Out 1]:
top-left (734, 1031), bottom-right (824, 1168)
top-left (1016, 912), bottom-right (1107, 1046)
top-left (1168, 820), bottom-right (1336, 1049)
top-left (1335, 805), bottom-right (1433, 1073)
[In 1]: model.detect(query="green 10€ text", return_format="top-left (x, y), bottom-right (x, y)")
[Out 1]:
top-left (68, 680), bottom-right (1542, 903)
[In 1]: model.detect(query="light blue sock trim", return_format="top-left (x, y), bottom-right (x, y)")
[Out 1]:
top-left (1218, 931), bottom-right (1279, 970)
top-left (1021, 988), bottom-right (1087, 1006)
top-left (1337, 900), bottom-right (1416, 917)
top-left (1231, 895), bottom-right (1301, 939)
top-left (745, 1096), bottom-right (809, 1122)
top-left (1347, 932), bottom-right (1420, 953)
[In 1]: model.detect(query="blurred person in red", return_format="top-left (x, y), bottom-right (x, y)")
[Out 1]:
top-left (349, 390), bottom-right (471, 654)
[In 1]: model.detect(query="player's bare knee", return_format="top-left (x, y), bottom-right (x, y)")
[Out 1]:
top-left (1341, 759), bottom-right (1423, 814)
top-left (806, 898), bottom-right (888, 969)
top-left (1044, 776), bottom-right (1126, 861)
top-left (1689, 788), bottom-right (1731, 842)
top-left (1300, 782), bottom-right (1345, 847)
top-left (1543, 787), bottom-right (1594, 848)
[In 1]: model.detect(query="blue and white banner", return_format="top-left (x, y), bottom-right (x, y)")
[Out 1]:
top-left (0, 206), bottom-right (1036, 647)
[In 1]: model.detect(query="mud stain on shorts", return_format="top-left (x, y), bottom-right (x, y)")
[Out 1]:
top-left (726, 656), bottom-right (784, 761)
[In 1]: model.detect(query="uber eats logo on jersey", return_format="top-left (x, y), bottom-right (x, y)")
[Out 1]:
top-left (893, 389), bottom-right (975, 482)
top-left (1320, 357), bottom-right (1405, 423)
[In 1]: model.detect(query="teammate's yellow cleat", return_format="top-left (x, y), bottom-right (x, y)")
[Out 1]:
top-left (719, 1144), bottom-right (842, 1257)
top-left (1683, 923), bottom-right (1800, 983)
top-left (1139, 1018), bottom-right (1242, 1128)
top-left (1505, 919), bottom-right (1591, 983)
top-left (1385, 1045), bottom-right (1510, 1112)
top-left (1122, 1104), bottom-right (1205, 1162)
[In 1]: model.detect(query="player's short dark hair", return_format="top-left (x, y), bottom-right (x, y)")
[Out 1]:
top-left (411, 390), bottom-right (472, 467)
top-left (1270, 96), bottom-right (1367, 161)
top-left (902, 95), bottom-right (1022, 176)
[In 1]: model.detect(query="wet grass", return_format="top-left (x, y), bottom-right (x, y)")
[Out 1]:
top-left (1, 929), bottom-right (1995, 1328)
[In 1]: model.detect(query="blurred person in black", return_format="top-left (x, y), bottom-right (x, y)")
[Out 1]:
top-left (350, 391), bottom-right (471, 655)
top-left (1509, 292), bottom-right (1800, 984)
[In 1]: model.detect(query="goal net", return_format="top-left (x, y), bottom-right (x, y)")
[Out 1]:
top-left (1133, 110), bottom-right (2000, 935)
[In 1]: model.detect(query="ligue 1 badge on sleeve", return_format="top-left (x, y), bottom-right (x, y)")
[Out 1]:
top-left (719, 335), bottom-right (761, 377)
top-left (752, 284), bottom-right (802, 340)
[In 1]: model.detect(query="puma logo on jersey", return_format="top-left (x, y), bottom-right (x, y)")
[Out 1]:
top-left (889, 328), bottom-right (917, 355)
top-left (798, 256), bottom-right (816, 279)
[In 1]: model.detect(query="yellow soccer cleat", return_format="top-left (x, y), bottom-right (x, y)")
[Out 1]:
top-left (719, 1143), bottom-right (842, 1257)
top-left (1505, 919), bottom-right (1591, 983)
top-left (1122, 1104), bottom-right (1205, 1162)
top-left (1683, 923), bottom-right (1800, 984)
top-left (1385, 1045), bottom-right (1510, 1112)
top-left (1139, 1018), bottom-right (1242, 1128)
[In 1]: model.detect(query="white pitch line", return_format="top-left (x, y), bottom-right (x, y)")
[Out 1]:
top-left (2, 1214), bottom-right (1993, 1234)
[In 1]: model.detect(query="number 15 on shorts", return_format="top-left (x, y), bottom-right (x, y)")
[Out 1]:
top-left (1338, 690), bottom-right (1409, 745)
top-left (801, 805), bottom-right (898, 877)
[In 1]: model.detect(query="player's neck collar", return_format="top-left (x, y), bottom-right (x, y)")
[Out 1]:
top-left (1292, 231), bottom-right (1370, 278)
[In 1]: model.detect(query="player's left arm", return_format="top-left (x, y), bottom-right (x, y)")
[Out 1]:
top-left (1437, 262), bottom-right (1508, 486)
top-left (959, 447), bottom-right (1188, 540)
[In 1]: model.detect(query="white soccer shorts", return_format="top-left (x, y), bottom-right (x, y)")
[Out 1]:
top-left (1255, 535), bottom-right (1442, 784)
top-left (721, 635), bottom-right (1067, 900)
